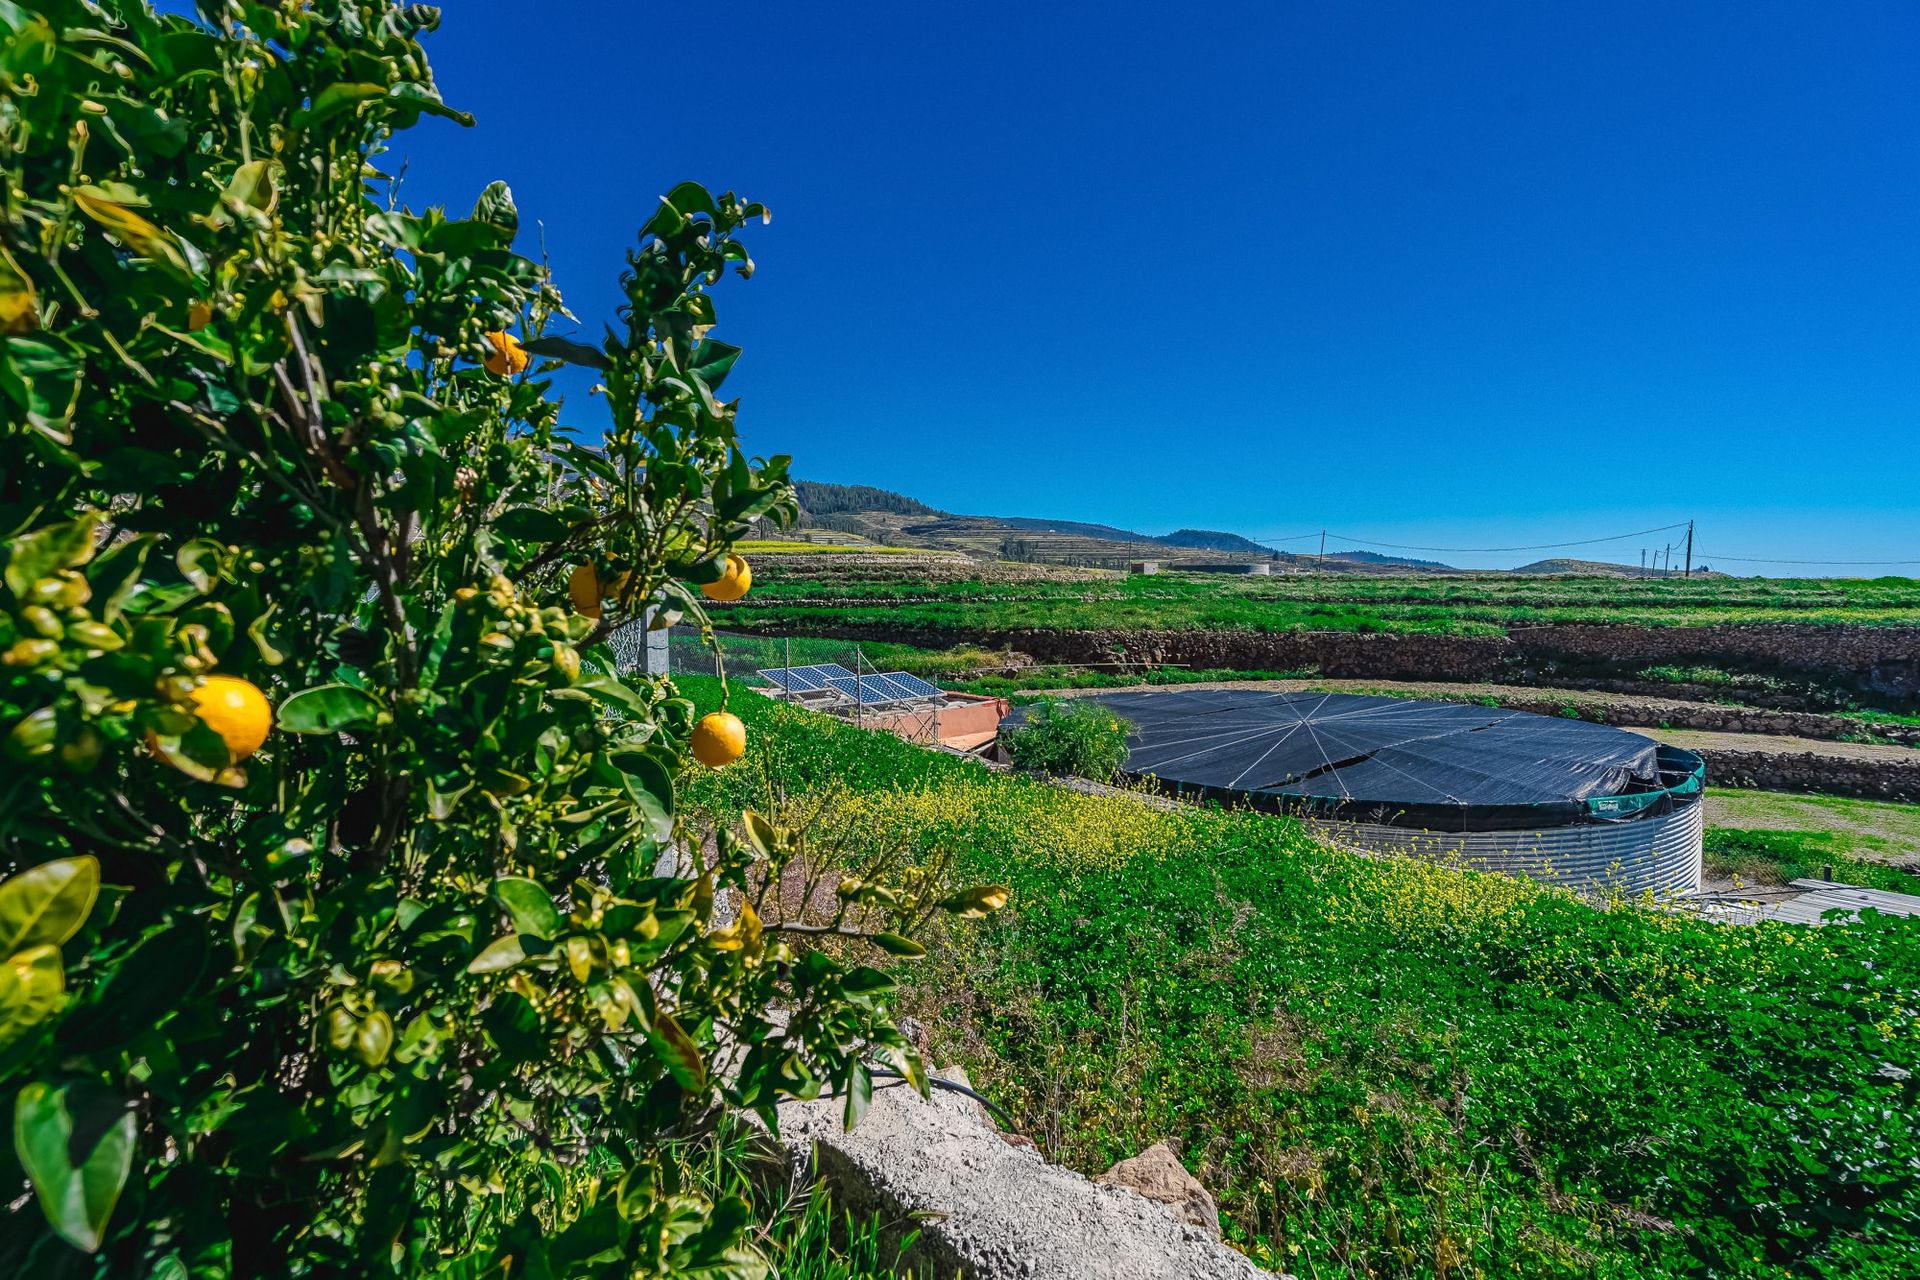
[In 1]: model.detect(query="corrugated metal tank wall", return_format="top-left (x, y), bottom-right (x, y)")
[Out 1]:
top-left (1309, 799), bottom-right (1704, 896)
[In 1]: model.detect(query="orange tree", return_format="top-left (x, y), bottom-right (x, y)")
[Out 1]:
top-left (0, 3), bottom-right (991, 1276)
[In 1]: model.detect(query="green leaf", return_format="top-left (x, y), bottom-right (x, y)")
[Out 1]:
top-left (355, 1010), bottom-right (394, 1067)
top-left (492, 878), bottom-right (562, 940)
top-left (663, 181), bottom-right (720, 221)
top-left (870, 933), bottom-right (926, 959)
top-left (608, 749), bottom-right (675, 844)
top-left (5, 513), bottom-right (99, 598)
top-left (206, 158), bottom-right (279, 229)
top-left (0, 333), bottom-right (80, 442)
top-left (174, 537), bottom-right (224, 593)
top-left (688, 338), bottom-right (742, 393)
top-left (246, 602), bottom-right (286, 666)
top-left (472, 180), bottom-right (519, 235)
top-left (13, 1083), bottom-right (137, 1252)
top-left (578, 675), bottom-right (648, 717)
top-left (840, 966), bottom-right (896, 997)
top-left (0, 242), bottom-right (35, 334)
top-left (742, 811), bottom-right (776, 859)
top-left (522, 335), bottom-right (610, 372)
top-left (939, 884), bottom-right (1011, 919)
top-left (83, 534), bottom-right (151, 623)
top-left (646, 1012), bottom-right (707, 1091)
top-left (71, 186), bottom-right (190, 276)
top-left (466, 935), bottom-right (527, 974)
top-left (843, 1060), bottom-right (872, 1132)
top-left (492, 506), bottom-right (570, 544)
top-left (277, 683), bottom-right (382, 734)
top-left (0, 856), bottom-right (99, 955)
top-left (297, 82), bottom-right (382, 128)
top-left (0, 945), bottom-right (64, 1048)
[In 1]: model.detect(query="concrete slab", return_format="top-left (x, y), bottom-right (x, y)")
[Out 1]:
top-left (775, 1069), bottom-right (1279, 1280)
top-left (1693, 878), bottom-right (1920, 926)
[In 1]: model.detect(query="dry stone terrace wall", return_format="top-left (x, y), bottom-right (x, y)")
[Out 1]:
top-left (1506, 623), bottom-right (1920, 700)
top-left (731, 620), bottom-right (1920, 703)
top-left (1701, 748), bottom-right (1920, 803)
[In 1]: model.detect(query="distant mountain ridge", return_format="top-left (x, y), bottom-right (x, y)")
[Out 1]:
top-left (1324, 549), bottom-right (1454, 571)
top-left (792, 480), bottom-right (1689, 575)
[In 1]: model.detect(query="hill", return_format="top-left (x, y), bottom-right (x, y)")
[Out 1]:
top-left (791, 480), bottom-right (1320, 569)
top-left (1325, 549), bottom-right (1455, 571)
top-left (793, 479), bottom-right (939, 518)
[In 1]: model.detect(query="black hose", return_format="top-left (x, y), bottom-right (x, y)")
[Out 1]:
top-left (866, 1064), bottom-right (1020, 1132)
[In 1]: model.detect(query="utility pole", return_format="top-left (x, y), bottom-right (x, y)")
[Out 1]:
top-left (1684, 520), bottom-right (1694, 578)
top-left (1318, 530), bottom-right (1326, 572)
top-left (1640, 548), bottom-right (1646, 578)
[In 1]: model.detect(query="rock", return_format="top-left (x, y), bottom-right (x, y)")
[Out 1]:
top-left (773, 1070), bottom-right (1275, 1278)
top-left (1096, 1143), bottom-right (1221, 1238)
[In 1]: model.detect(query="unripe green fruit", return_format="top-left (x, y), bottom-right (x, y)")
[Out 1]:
top-left (1, 638), bottom-right (58, 667)
top-left (4, 707), bottom-right (59, 760)
top-left (66, 620), bottom-right (123, 651)
top-left (20, 605), bottom-right (63, 639)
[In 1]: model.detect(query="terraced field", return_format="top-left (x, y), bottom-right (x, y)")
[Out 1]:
top-left (711, 568), bottom-right (1920, 635)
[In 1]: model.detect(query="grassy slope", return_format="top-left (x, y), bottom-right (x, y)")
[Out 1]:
top-left (710, 572), bottom-right (1920, 637)
top-left (679, 677), bottom-right (1920, 1280)
top-left (1704, 791), bottom-right (1920, 893)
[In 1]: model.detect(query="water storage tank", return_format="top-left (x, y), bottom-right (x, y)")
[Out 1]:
top-left (1006, 689), bottom-right (1704, 895)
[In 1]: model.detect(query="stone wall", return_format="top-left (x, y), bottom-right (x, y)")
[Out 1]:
top-left (753, 620), bottom-right (1920, 705)
top-left (1696, 748), bottom-right (1920, 803)
top-left (1506, 624), bottom-right (1920, 699)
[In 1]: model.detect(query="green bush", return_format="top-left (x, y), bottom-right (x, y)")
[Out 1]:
top-left (0, 5), bottom-right (998, 1276)
top-left (1003, 697), bottom-right (1132, 781)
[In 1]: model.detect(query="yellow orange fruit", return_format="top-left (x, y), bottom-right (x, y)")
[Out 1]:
top-left (568, 563), bottom-right (602, 618)
top-left (483, 330), bottom-right (528, 377)
top-left (149, 675), bottom-right (274, 773)
top-left (700, 554), bottom-right (752, 602)
top-left (185, 675), bottom-right (274, 760)
top-left (690, 711), bottom-right (746, 769)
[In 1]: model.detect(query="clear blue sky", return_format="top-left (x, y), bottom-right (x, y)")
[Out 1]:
top-left (389, 2), bottom-right (1918, 573)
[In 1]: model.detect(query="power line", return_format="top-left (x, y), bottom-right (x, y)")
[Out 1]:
top-left (1310, 521), bottom-right (1692, 555)
top-left (1243, 518), bottom-right (1917, 568)
top-left (1695, 554), bottom-right (1920, 566)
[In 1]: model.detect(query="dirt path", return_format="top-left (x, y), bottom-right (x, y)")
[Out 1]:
top-left (1643, 727), bottom-right (1920, 764)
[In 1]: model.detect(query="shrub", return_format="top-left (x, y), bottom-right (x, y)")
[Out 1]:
top-left (0, 4), bottom-right (996, 1276)
top-left (1003, 698), bottom-right (1132, 781)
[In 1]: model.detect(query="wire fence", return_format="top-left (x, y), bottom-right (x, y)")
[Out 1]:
top-left (668, 629), bottom-right (949, 744)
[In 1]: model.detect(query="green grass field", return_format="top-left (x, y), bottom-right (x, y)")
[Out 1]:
top-left (680, 677), bottom-right (1920, 1280)
top-left (1703, 791), bottom-right (1920, 892)
top-left (709, 571), bottom-right (1920, 637)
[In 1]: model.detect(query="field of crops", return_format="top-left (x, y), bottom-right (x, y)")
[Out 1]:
top-left (708, 571), bottom-right (1920, 636)
top-left (680, 677), bottom-right (1920, 1279)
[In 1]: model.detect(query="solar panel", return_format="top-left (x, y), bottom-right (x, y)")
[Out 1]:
top-left (825, 674), bottom-right (923, 706)
top-left (756, 663), bottom-right (858, 693)
top-left (875, 671), bottom-right (943, 698)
